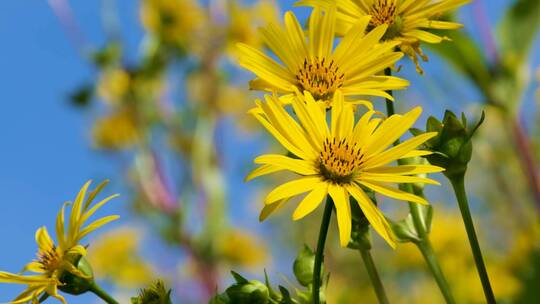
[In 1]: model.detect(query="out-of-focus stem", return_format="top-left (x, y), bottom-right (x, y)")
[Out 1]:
top-left (511, 117), bottom-right (540, 212)
top-left (359, 247), bottom-right (390, 304)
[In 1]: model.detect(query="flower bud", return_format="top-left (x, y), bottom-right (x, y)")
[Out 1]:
top-left (293, 245), bottom-right (316, 287)
top-left (413, 110), bottom-right (484, 179)
top-left (225, 271), bottom-right (269, 304)
top-left (131, 280), bottom-right (172, 304)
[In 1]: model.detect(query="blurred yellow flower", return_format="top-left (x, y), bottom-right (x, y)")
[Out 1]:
top-left (226, 0), bottom-right (279, 52)
top-left (140, 0), bottom-right (205, 47)
top-left (97, 68), bottom-right (131, 105)
top-left (88, 227), bottom-right (154, 288)
top-left (298, 0), bottom-right (470, 73)
top-left (236, 7), bottom-right (408, 108)
top-left (0, 180), bottom-right (119, 303)
top-left (218, 230), bottom-right (269, 269)
top-left (92, 110), bottom-right (141, 150)
top-left (247, 91), bottom-right (442, 247)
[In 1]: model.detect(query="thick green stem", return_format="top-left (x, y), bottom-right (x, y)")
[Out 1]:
top-left (312, 197), bottom-right (333, 304)
top-left (384, 68), bottom-right (455, 303)
top-left (359, 247), bottom-right (390, 304)
top-left (450, 175), bottom-right (496, 304)
top-left (89, 282), bottom-right (119, 304)
top-left (417, 238), bottom-right (456, 304)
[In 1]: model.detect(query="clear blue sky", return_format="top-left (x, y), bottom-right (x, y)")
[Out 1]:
top-left (0, 0), bottom-right (537, 302)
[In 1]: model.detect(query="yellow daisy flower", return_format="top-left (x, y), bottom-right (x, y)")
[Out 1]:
top-left (246, 91), bottom-right (443, 247)
top-left (236, 7), bottom-right (408, 108)
top-left (0, 180), bottom-right (119, 303)
top-left (298, 0), bottom-right (470, 73)
top-left (140, 0), bottom-right (205, 46)
top-left (92, 109), bottom-right (141, 150)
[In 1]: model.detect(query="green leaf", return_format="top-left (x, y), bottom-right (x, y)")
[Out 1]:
top-left (498, 0), bottom-right (540, 68)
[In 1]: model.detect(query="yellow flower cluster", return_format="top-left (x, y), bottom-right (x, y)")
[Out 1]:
top-left (239, 2), bottom-right (468, 247)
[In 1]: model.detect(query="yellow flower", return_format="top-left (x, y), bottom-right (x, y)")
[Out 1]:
top-left (236, 7), bottom-right (408, 108)
top-left (226, 0), bottom-right (279, 52)
top-left (97, 68), bottom-right (131, 105)
top-left (88, 227), bottom-right (153, 288)
top-left (140, 0), bottom-right (205, 46)
top-left (218, 230), bottom-right (269, 269)
top-left (246, 91), bottom-right (443, 247)
top-left (0, 180), bottom-right (119, 303)
top-left (92, 110), bottom-right (141, 150)
top-left (298, 0), bottom-right (470, 73)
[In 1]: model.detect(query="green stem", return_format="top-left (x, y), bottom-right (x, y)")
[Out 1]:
top-left (359, 247), bottom-right (390, 304)
top-left (89, 282), bottom-right (119, 304)
top-left (312, 196), bottom-right (333, 304)
top-left (417, 238), bottom-right (456, 304)
top-left (384, 68), bottom-right (455, 303)
top-left (450, 175), bottom-right (496, 304)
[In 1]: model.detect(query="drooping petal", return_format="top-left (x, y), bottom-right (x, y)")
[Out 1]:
top-left (292, 183), bottom-right (329, 220)
top-left (328, 184), bottom-right (352, 247)
top-left (346, 184), bottom-right (396, 248)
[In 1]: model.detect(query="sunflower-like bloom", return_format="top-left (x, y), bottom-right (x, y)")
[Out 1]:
top-left (236, 7), bottom-right (408, 108)
top-left (246, 91), bottom-right (443, 247)
top-left (140, 0), bottom-right (205, 47)
top-left (298, 0), bottom-right (470, 73)
top-left (0, 180), bottom-right (119, 303)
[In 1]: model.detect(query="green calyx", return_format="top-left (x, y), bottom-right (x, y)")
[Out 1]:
top-left (58, 256), bottom-right (94, 295)
top-left (412, 110), bottom-right (485, 179)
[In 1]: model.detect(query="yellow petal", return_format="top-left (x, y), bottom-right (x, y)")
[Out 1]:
top-left (264, 176), bottom-right (321, 205)
top-left (359, 181), bottom-right (429, 205)
top-left (254, 154), bottom-right (317, 176)
top-left (359, 173), bottom-right (441, 185)
top-left (346, 184), bottom-right (396, 248)
top-left (292, 183), bottom-right (328, 220)
top-left (259, 198), bottom-right (289, 221)
top-left (328, 184), bottom-right (352, 247)
top-left (245, 164), bottom-right (284, 182)
top-left (364, 165), bottom-right (444, 175)
top-left (363, 132), bottom-right (437, 168)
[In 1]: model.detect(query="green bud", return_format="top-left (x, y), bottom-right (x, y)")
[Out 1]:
top-left (418, 110), bottom-right (485, 179)
top-left (225, 272), bottom-right (269, 304)
top-left (131, 280), bottom-right (173, 304)
top-left (58, 256), bottom-right (94, 295)
top-left (293, 245), bottom-right (316, 287)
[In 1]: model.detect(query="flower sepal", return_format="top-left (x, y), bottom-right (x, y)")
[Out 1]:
top-left (388, 205), bottom-right (433, 244)
top-left (58, 256), bottom-right (94, 295)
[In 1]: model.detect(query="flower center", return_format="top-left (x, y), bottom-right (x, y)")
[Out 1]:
top-left (38, 246), bottom-right (62, 272)
top-left (319, 137), bottom-right (364, 184)
top-left (296, 57), bottom-right (345, 101)
top-left (370, 0), bottom-right (398, 27)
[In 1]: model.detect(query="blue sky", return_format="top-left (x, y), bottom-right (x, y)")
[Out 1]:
top-left (0, 0), bottom-right (538, 302)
